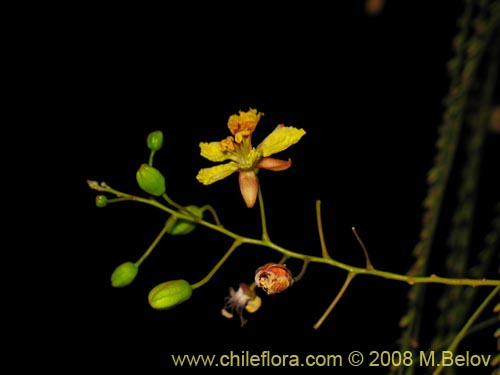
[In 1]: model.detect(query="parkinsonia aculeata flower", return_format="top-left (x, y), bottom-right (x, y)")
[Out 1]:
top-left (196, 108), bottom-right (306, 208)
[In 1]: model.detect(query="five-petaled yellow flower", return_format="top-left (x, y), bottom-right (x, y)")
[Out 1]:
top-left (196, 108), bottom-right (306, 208)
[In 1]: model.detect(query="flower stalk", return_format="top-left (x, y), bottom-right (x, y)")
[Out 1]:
top-left (87, 180), bottom-right (500, 288)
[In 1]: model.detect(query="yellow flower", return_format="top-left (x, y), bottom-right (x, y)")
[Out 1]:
top-left (196, 108), bottom-right (306, 208)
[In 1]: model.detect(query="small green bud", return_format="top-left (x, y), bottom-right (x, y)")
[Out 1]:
top-left (148, 279), bottom-right (192, 310)
top-left (95, 195), bottom-right (108, 207)
top-left (165, 205), bottom-right (203, 235)
top-left (111, 262), bottom-right (139, 287)
top-left (136, 163), bottom-right (166, 196)
top-left (147, 130), bottom-right (164, 151)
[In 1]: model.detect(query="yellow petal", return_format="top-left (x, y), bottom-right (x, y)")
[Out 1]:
top-left (196, 162), bottom-right (239, 185)
top-left (245, 295), bottom-right (262, 313)
top-left (258, 125), bottom-right (306, 157)
top-left (199, 142), bottom-right (232, 162)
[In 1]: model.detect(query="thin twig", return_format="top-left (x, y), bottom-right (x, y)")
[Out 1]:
top-left (313, 272), bottom-right (356, 329)
top-left (293, 257), bottom-right (310, 283)
top-left (352, 227), bottom-right (373, 270)
top-left (316, 200), bottom-right (331, 258)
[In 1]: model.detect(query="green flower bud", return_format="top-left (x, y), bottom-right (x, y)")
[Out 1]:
top-left (95, 195), bottom-right (108, 207)
top-left (147, 130), bottom-right (164, 151)
top-left (165, 205), bottom-right (203, 235)
top-left (136, 163), bottom-right (166, 196)
top-left (148, 279), bottom-right (192, 310)
top-left (111, 262), bottom-right (139, 288)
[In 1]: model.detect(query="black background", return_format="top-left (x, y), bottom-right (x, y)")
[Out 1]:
top-left (59, 1), bottom-right (500, 373)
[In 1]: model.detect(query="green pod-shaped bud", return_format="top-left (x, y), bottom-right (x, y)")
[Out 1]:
top-left (136, 163), bottom-right (166, 196)
top-left (147, 130), bottom-right (164, 151)
top-left (111, 262), bottom-right (139, 288)
top-left (148, 279), bottom-right (192, 310)
top-left (165, 205), bottom-right (203, 235)
top-left (95, 195), bottom-right (108, 207)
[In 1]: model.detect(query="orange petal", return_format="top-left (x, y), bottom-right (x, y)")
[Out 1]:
top-left (238, 170), bottom-right (258, 208)
top-left (256, 157), bottom-right (292, 171)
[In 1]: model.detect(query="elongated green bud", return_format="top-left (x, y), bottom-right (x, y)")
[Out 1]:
top-left (136, 163), bottom-right (166, 196)
top-left (111, 262), bottom-right (139, 287)
top-left (165, 205), bottom-right (203, 235)
top-left (147, 130), bottom-right (164, 151)
top-left (148, 279), bottom-right (192, 310)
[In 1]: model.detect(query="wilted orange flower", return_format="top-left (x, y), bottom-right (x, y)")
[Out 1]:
top-left (254, 263), bottom-right (294, 295)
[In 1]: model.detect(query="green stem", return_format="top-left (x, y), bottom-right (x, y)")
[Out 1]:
top-left (161, 192), bottom-right (187, 213)
top-left (248, 238), bottom-right (500, 287)
top-left (107, 197), bottom-right (130, 204)
top-left (200, 204), bottom-right (223, 227)
top-left (352, 226), bottom-right (373, 270)
top-left (432, 285), bottom-right (500, 375)
top-left (257, 176), bottom-right (270, 241)
top-left (148, 150), bottom-right (155, 166)
top-left (293, 256), bottom-right (310, 283)
top-left (87, 181), bottom-right (500, 287)
top-left (316, 200), bottom-right (331, 258)
top-left (313, 272), bottom-right (356, 329)
top-left (191, 240), bottom-right (242, 290)
top-left (135, 223), bottom-right (170, 267)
